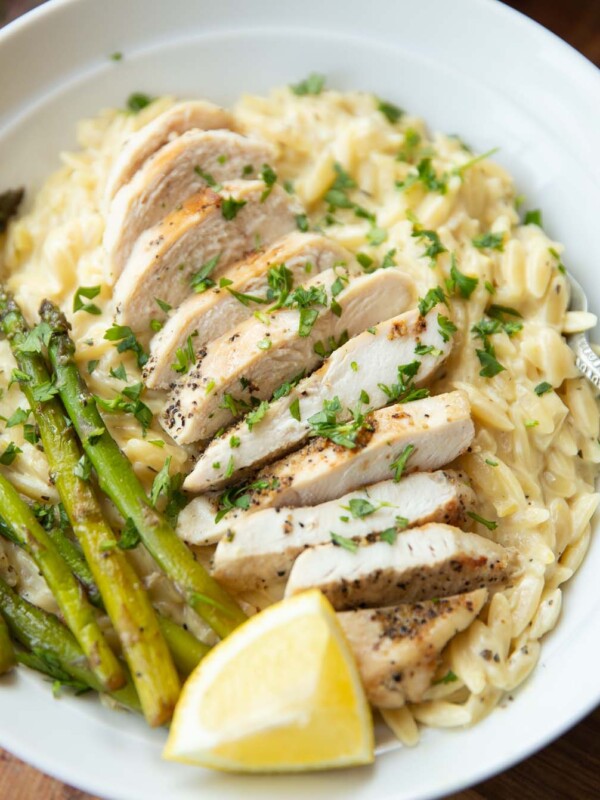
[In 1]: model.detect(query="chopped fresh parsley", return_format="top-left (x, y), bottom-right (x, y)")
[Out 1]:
top-left (95, 383), bottom-right (153, 434)
top-left (342, 498), bottom-right (377, 518)
top-left (109, 363), bottom-right (127, 381)
top-left (367, 226), bottom-right (387, 246)
top-left (103, 324), bottom-right (148, 368)
top-left (377, 98), bottom-right (404, 124)
top-left (295, 213), bottom-right (309, 232)
top-left (194, 165), bottom-right (218, 187)
top-left (390, 444), bottom-right (415, 482)
top-left (381, 249), bottom-right (397, 269)
top-left (221, 197), bottom-right (247, 220)
top-left (290, 73), bottom-right (326, 96)
top-left (246, 400), bottom-right (269, 431)
top-left (307, 397), bottom-right (371, 449)
top-left (485, 458), bottom-right (498, 467)
top-left (414, 343), bottom-right (443, 357)
top-left (126, 93), bottom-right (154, 113)
top-left (417, 286), bottom-right (446, 316)
top-left (378, 361), bottom-right (429, 405)
top-left (155, 297), bottom-right (172, 313)
top-left (330, 532), bottom-right (359, 553)
top-left (412, 229), bottom-right (447, 261)
top-left (257, 337), bottom-right (272, 350)
top-left (289, 397), bottom-right (301, 421)
top-left (15, 322), bottom-right (52, 354)
top-left (298, 307), bottom-right (319, 337)
top-left (9, 368), bottom-right (30, 388)
top-left (524, 419), bottom-right (539, 429)
top-left (524, 209), bottom-right (543, 227)
top-left (214, 477), bottom-right (278, 523)
top-left (190, 253), bottom-right (220, 293)
top-left (259, 163), bottom-right (277, 202)
top-left (272, 371), bottom-right (305, 400)
top-left (227, 287), bottom-right (268, 307)
top-left (31, 381), bottom-right (60, 403)
top-left (357, 253), bottom-right (374, 271)
top-left (397, 128), bottom-right (422, 163)
top-left (117, 518), bottom-right (141, 550)
top-left (467, 511), bottom-right (498, 531)
top-left (437, 314), bottom-right (457, 342)
top-left (452, 148), bottom-right (499, 178)
top-left (433, 670), bottom-right (458, 686)
top-left (472, 232), bottom-right (504, 251)
top-left (150, 456), bottom-right (172, 507)
top-left (313, 330), bottom-right (349, 358)
top-left (448, 255), bottom-right (478, 299)
top-left (87, 360), bottom-right (99, 375)
top-left (5, 408), bottom-right (30, 428)
top-left (488, 304), bottom-right (522, 320)
top-left (534, 382), bottom-right (553, 396)
top-left (0, 442), bottom-right (21, 465)
top-left (396, 157), bottom-right (447, 194)
top-left (73, 285), bottom-right (102, 315)
top-left (171, 336), bottom-right (196, 375)
top-left (475, 345), bottom-right (505, 378)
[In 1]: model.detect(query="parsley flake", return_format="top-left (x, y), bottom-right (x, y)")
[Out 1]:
top-left (330, 532), bottom-right (358, 553)
top-left (73, 286), bottom-right (102, 315)
top-left (467, 511), bottom-right (498, 531)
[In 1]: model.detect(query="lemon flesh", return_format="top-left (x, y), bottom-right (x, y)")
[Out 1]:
top-left (163, 590), bottom-right (374, 772)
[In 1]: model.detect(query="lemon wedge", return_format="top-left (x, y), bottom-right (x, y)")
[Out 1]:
top-left (163, 590), bottom-right (374, 772)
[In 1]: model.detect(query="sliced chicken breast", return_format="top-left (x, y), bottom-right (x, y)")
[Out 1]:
top-left (161, 268), bottom-right (415, 444)
top-left (285, 523), bottom-right (517, 610)
top-left (104, 130), bottom-right (276, 276)
top-left (211, 471), bottom-right (475, 588)
top-left (242, 390), bottom-right (474, 511)
top-left (113, 181), bottom-right (300, 331)
top-left (144, 232), bottom-right (354, 389)
top-left (176, 391), bottom-right (474, 545)
top-left (104, 101), bottom-right (234, 200)
top-left (185, 303), bottom-right (449, 492)
top-left (341, 589), bottom-right (487, 708)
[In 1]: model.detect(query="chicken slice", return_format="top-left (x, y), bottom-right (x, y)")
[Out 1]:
top-left (242, 390), bottom-right (474, 511)
top-left (285, 523), bottom-right (517, 610)
top-left (113, 181), bottom-right (300, 331)
top-left (144, 232), bottom-right (353, 389)
top-left (176, 390), bottom-right (474, 545)
top-left (104, 101), bottom-right (234, 200)
top-left (104, 130), bottom-right (276, 276)
top-left (161, 267), bottom-right (415, 444)
top-left (185, 303), bottom-right (449, 492)
top-left (341, 589), bottom-right (487, 708)
top-left (211, 471), bottom-right (475, 588)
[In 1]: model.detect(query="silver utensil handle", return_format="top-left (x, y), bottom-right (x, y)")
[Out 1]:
top-left (569, 332), bottom-right (600, 389)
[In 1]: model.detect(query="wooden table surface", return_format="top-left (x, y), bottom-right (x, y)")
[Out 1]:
top-left (1, 1), bottom-right (599, 798)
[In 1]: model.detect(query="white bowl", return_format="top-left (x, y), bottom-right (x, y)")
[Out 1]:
top-left (0, 1), bottom-right (599, 798)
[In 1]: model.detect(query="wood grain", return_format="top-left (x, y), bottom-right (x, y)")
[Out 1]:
top-left (0, 1), bottom-right (599, 798)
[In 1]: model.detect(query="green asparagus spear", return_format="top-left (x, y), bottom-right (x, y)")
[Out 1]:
top-left (14, 647), bottom-right (89, 694)
top-left (0, 575), bottom-right (139, 711)
top-left (40, 301), bottom-right (247, 638)
top-left (0, 611), bottom-right (15, 674)
top-left (0, 292), bottom-right (180, 726)
top-left (158, 616), bottom-right (211, 678)
top-left (45, 524), bottom-right (103, 607)
top-left (0, 475), bottom-right (125, 692)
